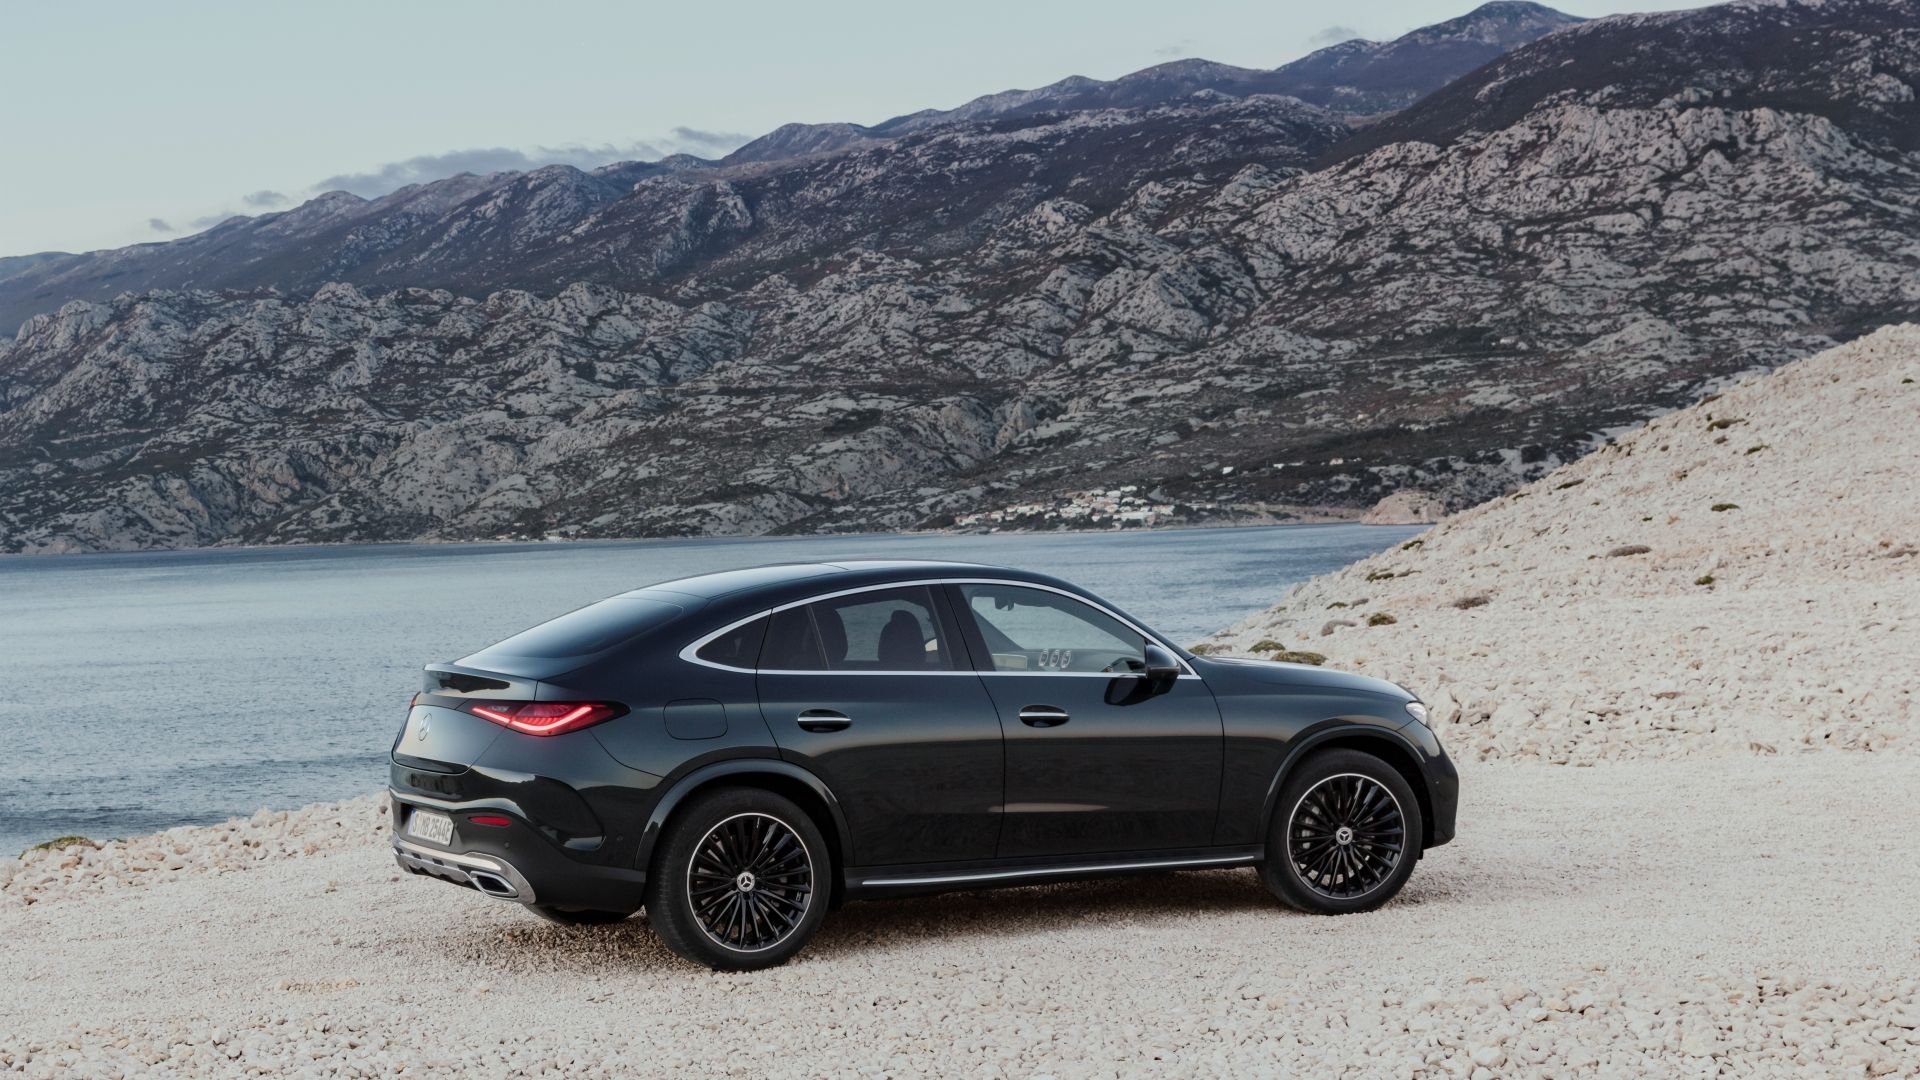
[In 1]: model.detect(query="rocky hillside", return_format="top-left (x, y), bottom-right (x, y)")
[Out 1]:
top-left (0, 3), bottom-right (1583, 332)
top-left (863, 1), bottom-right (1585, 135)
top-left (0, 2), bottom-right (1589, 334)
top-left (1205, 324), bottom-right (1920, 763)
top-left (0, 97), bottom-right (1348, 334)
top-left (3, 0), bottom-right (1919, 553)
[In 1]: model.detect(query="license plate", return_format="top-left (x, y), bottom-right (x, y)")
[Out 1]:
top-left (407, 809), bottom-right (454, 845)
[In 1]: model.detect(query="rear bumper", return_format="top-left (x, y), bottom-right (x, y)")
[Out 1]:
top-left (392, 836), bottom-right (541, 902)
top-left (389, 792), bottom-right (650, 913)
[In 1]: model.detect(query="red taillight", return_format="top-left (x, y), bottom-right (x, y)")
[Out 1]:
top-left (462, 700), bottom-right (623, 736)
top-left (468, 815), bottom-right (513, 828)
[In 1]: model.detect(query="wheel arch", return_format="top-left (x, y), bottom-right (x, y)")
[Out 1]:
top-left (637, 758), bottom-right (853, 907)
top-left (1262, 724), bottom-right (1437, 852)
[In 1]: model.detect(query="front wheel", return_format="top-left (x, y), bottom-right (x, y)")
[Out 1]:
top-left (1260, 749), bottom-right (1424, 915)
top-left (645, 787), bottom-right (829, 971)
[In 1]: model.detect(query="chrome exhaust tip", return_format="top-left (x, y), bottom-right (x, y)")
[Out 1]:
top-left (468, 870), bottom-right (519, 899)
top-left (391, 835), bottom-right (537, 905)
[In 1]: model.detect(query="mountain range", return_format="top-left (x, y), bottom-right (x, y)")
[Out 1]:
top-left (2, 0), bottom-right (1917, 553)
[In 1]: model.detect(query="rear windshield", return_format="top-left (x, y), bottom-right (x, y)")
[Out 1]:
top-left (477, 598), bottom-right (685, 658)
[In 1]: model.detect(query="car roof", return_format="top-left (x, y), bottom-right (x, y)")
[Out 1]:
top-left (618, 559), bottom-right (1065, 603)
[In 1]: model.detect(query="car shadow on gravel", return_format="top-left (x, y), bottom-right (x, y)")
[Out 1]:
top-left (436, 866), bottom-right (1491, 972)
top-left (433, 870), bottom-right (1283, 973)
top-left (804, 869), bottom-right (1278, 957)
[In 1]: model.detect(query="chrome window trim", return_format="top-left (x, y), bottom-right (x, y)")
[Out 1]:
top-left (859, 852), bottom-right (1254, 888)
top-left (679, 577), bottom-right (1200, 680)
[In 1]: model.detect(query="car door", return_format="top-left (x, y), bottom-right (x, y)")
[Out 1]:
top-left (756, 584), bottom-right (1005, 867)
top-left (946, 581), bottom-right (1223, 859)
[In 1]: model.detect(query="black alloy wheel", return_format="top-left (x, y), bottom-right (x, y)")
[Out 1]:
top-left (646, 787), bottom-right (831, 970)
top-left (1287, 773), bottom-right (1405, 899)
top-left (687, 812), bottom-right (814, 951)
top-left (1260, 748), bottom-right (1424, 915)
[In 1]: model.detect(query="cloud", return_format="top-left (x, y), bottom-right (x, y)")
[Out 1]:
top-left (1309, 24), bottom-right (1365, 47)
top-left (311, 132), bottom-right (754, 199)
top-left (1153, 38), bottom-right (1197, 58)
top-left (189, 212), bottom-right (243, 229)
top-left (242, 190), bottom-right (289, 208)
top-left (666, 127), bottom-right (751, 156)
top-left (147, 218), bottom-right (174, 233)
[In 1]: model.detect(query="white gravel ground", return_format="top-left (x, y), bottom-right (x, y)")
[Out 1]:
top-left (3, 757), bottom-right (1917, 1078)
top-left (5, 329), bottom-right (1917, 1077)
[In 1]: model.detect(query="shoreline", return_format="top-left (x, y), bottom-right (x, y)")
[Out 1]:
top-left (0, 515), bottom-right (1422, 565)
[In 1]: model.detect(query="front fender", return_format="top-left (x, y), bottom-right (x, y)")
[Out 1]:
top-left (1258, 719), bottom-right (1438, 840)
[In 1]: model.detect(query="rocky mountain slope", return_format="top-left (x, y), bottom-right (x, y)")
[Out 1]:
top-left (0, 3), bottom-right (1581, 333)
top-left (1205, 324), bottom-right (1920, 763)
top-left (866, 1), bottom-right (1585, 134)
top-left (0, 97), bottom-right (1347, 334)
top-left (1338, 0), bottom-right (1920, 162)
top-left (3, 0), bottom-right (1918, 553)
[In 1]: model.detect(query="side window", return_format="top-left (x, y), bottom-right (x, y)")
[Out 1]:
top-left (809, 587), bottom-right (954, 672)
top-left (761, 606), bottom-right (828, 671)
top-left (694, 616), bottom-right (768, 670)
top-left (958, 584), bottom-right (1147, 674)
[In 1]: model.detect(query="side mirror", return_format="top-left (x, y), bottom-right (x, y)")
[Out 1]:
top-left (1142, 643), bottom-right (1182, 692)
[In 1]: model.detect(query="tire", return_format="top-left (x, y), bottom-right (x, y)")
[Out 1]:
top-left (1260, 748), bottom-right (1424, 915)
top-left (645, 786), bottom-right (829, 971)
top-left (527, 904), bottom-right (633, 926)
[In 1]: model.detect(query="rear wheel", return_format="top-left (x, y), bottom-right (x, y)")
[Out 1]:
top-left (1260, 749), bottom-right (1423, 915)
top-left (527, 904), bottom-right (633, 926)
top-left (645, 787), bottom-right (829, 971)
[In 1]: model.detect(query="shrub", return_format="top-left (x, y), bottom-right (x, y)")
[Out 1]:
top-left (1745, 444), bottom-right (1769, 455)
top-left (1326, 601), bottom-right (1349, 609)
top-left (1187, 643), bottom-right (1220, 655)
top-left (1365, 569), bottom-right (1399, 582)
top-left (1367, 612), bottom-right (1398, 626)
top-left (1712, 503), bottom-right (1739, 512)
top-left (1250, 639), bottom-right (1286, 653)
top-left (1271, 650), bottom-right (1328, 666)
top-left (1706, 417), bottom-right (1745, 431)
top-left (1401, 538), bottom-right (1424, 551)
top-left (1452, 595), bottom-right (1490, 610)
top-left (1695, 575), bottom-right (1716, 586)
top-left (22, 835), bottom-right (97, 859)
top-left (1607, 544), bottom-right (1652, 557)
top-left (1555, 478), bottom-right (1585, 490)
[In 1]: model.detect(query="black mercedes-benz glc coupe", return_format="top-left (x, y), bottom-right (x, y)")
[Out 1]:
top-left (390, 561), bottom-right (1457, 970)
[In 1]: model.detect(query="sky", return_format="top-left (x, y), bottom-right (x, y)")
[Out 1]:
top-left (0, 0), bottom-right (1707, 258)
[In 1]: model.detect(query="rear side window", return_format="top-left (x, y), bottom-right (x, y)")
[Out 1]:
top-left (761, 606), bottom-right (828, 671)
top-left (812, 587), bottom-right (953, 671)
top-left (756, 587), bottom-right (955, 672)
top-left (694, 616), bottom-right (769, 669)
top-left (480, 598), bottom-right (683, 658)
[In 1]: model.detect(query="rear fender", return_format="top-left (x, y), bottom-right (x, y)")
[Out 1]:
top-left (634, 758), bottom-right (853, 880)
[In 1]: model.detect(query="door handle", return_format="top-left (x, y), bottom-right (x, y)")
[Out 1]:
top-left (1019, 706), bottom-right (1070, 728)
top-left (796, 709), bottom-right (852, 733)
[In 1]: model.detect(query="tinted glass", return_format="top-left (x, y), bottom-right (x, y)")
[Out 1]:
top-left (694, 616), bottom-right (768, 669)
top-left (479, 598), bottom-right (683, 658)
top-left (958, 584), bottom-right (1146, 673)
top-left (761, 606), bottom-right (828, 671)
top-left (810, 587), bottom-right (953, 671)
